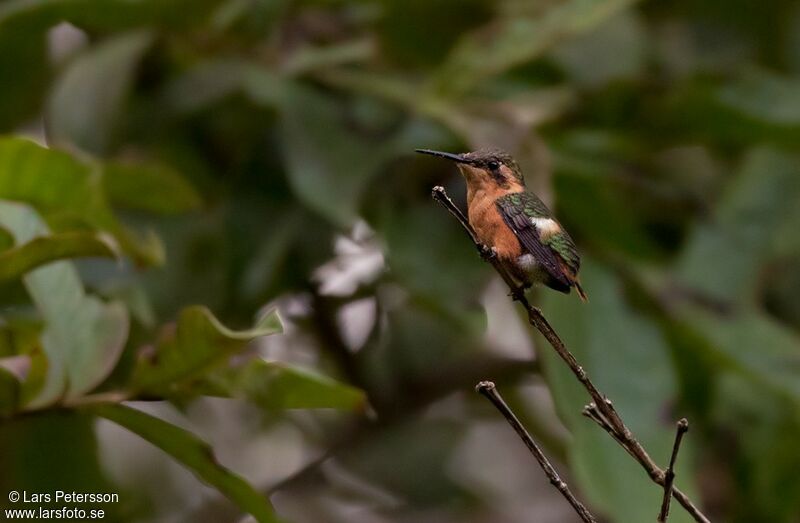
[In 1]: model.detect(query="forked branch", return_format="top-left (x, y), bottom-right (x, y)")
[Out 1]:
top-left (659, 419), bottom-right (690, 522)
top-left (432, 186), bottom-right (710, 523)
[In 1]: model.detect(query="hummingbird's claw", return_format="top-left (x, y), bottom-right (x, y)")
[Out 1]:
top-left (478, 244), bottom-right (496, 261)
top-left (509, 286), bottom-right (527, 301)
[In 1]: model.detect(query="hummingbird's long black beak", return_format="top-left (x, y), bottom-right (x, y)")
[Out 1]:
top-left (415, 149), bottom-right (471, 164)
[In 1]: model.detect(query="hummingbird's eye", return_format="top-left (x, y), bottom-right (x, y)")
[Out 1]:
top-left (487, 160), bottom-right (500, 171)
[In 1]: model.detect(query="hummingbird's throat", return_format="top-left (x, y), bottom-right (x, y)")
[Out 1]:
top-left (461, 166), bottom-right (524, 208)
top-left (456, 164), bottom-right (485, 184)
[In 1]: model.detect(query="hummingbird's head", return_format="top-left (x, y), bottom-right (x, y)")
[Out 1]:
top-left (415, 148), bottom-right (524, 189)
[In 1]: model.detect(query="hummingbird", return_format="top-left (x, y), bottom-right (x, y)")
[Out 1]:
top-left (417, 148), bottom-right (587, 301)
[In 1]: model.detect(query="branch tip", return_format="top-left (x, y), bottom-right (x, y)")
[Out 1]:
top-left (658, 418), bottom-right (691, 522)
top-left (475, 380), bottom-right (496, 394)
top-left (474, 380), bottom-right (597, 523)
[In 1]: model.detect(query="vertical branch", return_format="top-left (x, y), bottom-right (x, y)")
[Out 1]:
top-left (432, 186), bottom-right (710, 523)
top-left (659, 419), bottom-right (690, 522)
top-left (476, 381), bottom-right (597, 523)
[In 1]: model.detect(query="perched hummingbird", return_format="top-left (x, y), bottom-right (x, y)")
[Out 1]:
top-left (417, 148), bottom-right (587, 301)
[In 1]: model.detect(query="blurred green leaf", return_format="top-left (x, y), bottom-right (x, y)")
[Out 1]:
top-left (381, 203), bottom-right (487, 308)
top-left (0, 225), bottom-right (13, 251)
top-left (239, 211), bottom-right (303, 302)
top-left (163, 61), bottom-right (288, 113)
top-left (555, 172), bottom-right (663, 257)
top-left (242, 66), bottom-right (294, 107)
top-left (103, 160), bottom-right (202, 214)
top-left (0, 136), bottom-right (105, 212)
top-left (377, 0), bottom-right (488, 68)
top-left (102, 282), bottom-right (157, 329)
top-left (202, 359), bottom-right (365, 411)
top-left (549, 10), bottom-right (647, 87)
top-left (341, 419), bottom-right (468, 506)
top-left (91, 403), bottom-right (279, 523)
top-left (0, 0), bottom-right (222, 32)
top-left (773, 204), bottom-right (800, 258)
top-left (18, 350), bottom-right (48, 407)
top-left (677, 147), bottom-right (800, 303)
top-left (47, 30), bottom-right (154, 155)
top-left (540, 261), bottom-right (696, 523)
top-left (281, 39), bottom-right (374, 76)
top-left (316, 69), bottom-right (420, 113)
top-left (0, 27), bottom-right (47, 130)
top-left (0, 366), bottom-right (20, 417)
top-left (717, 69), bottom-right (800, 125)
top-left (552, 132), bottom-right (665, 258)
top-left (0, 137), bottom-right (163, 265)
top-left (432, 0), bottom-right (641, 95)
top-left (0, 231), bottom-right (119, 283)
top-left (381, 299), bottom-right (486, 390)
top-left (680, 306), bottom-right (800, 403)
top-left (0, 411), bottom-right (115, 512)
top-left (0, 201), bottom-right (129, 406)
top-left (131, 306), bottom-right (282, 394)
top-left (278, 87), bottom-right (394, 226)
top-left (162, 60), bottom-right (249, 113)
top-left (0, 328), bottom-right (46, 410)
top-left (711, 375), bottom-right (800, 521)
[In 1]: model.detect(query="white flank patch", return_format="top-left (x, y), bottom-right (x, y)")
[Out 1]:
top-left (517, 254), bottom-right (538, 271)
top-left (530, 217), bottom-right (560, 238)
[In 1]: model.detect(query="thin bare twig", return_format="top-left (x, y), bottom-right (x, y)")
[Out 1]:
top-left (476, 381), bottom-right (598, 523)
top-left (659, 418), bottom-right (690, 522)
top-left (432, 186), bottom-right (710, 523)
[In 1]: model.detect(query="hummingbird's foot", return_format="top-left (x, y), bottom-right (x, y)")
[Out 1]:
top-left (509, 286), bottom-right (527, 301)
top-left (478, 244), bottom-right (496, 261)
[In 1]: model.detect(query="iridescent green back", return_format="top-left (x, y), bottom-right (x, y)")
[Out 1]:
top-left (499, 191), bottom-right (581, 274)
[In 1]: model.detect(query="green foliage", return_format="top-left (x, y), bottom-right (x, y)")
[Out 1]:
top-left (103, 161), bottom-right (202, 214)
top-left (682, 308), bottom-right (800, 403)
top-left (0, 411), bottom-right (116, 513)
top-left (201, 359), bottom-right (366, 410)
top-left (0, 139), bottom-right (363, 521)
top-left (0, 230), bottom-right (119, 283)
top-left (278, 86), bottom-right (396, 226)
top-left (48, 31), bottom-right (155, 155)
top-left (433, 0), bottom-right (642, 95)
top-left (0, 137), bottom-right (163, 265)
top-left (0, 0), bottom-right (220, 32)
top-left (130, 306), bottom-right (281, 394)
top-left (677, 147), bottom-right (800, 303)
top-left (91, 403), bottom-right (279, 523)
top-left (0, 201), bottom-right (130, 406)
top-left (0, 366), bottom-right (20, 418)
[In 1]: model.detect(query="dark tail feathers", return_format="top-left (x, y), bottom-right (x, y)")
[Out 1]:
top-left (574, 281), bottom-right (588, 303)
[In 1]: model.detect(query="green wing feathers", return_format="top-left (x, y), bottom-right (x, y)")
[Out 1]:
top-left (507, 192), bottom-right (552, 218)
top-left (543, 231), bottom-right (580, 275)
top-left (498, 191), bottom-right (586, 301)
top-left (511, 192), bottom-right (581, 273)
